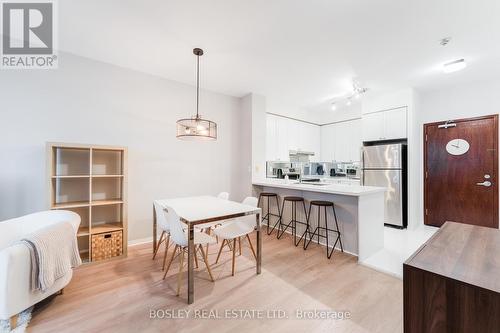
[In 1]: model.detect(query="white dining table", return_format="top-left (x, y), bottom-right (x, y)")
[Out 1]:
top-left (153, 196), bottom-right (262, 304)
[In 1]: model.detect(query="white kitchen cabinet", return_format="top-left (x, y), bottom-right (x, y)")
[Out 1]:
top-left (384, 107), bottom-right (407, 140)
top-left (286, 118), bottom-right (300, 152)
top-left (334, 122), bottom-right (350, 162)
top-left (265, 114), bottom-right (321, 161)
top-left (299, 122), bottom-right (320, 161)
top-left (320, 119), bottom-right (362, 163)
top-left (275, 116), bottom-right (289, 161)
top-left (320, 124), bottom-right (335, 162)
top-left (361, 107), bottom-right (407, 141)
top-left (361, 112), bottom-right (385, 141)
top-left (266, 114), bottom-right (278, 161)
top-left (310, 124), bottom-right (321, 161)
top-left (348, 119), bottom-right (362, 162)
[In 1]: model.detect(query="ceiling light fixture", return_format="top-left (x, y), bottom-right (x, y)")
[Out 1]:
top-left (443, 59), bottom-right (467, 73)
top-left (330, 79), bottom-right (368, 109)
top-left (176, 48), bottom-right (217, 140)
top-left (440, 37), bottom-right (452, 46)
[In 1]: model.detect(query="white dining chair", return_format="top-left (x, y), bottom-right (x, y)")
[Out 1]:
top-left (217, 192), bottom-right (229, 200)
top-left (152, 201), bottom-right (173, 270)
top-left (162, 205), bottom-right (216, 296)
top-left (213, 196), bottom-right (258, 276)
top-left (197, 192), bottom-right (230, 250)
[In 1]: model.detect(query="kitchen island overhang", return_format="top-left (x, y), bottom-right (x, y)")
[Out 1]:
top-left (253, 179), bottom-right (386, 262)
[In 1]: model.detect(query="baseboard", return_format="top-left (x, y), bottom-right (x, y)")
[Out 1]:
top-left (128, 236), bottom-right (154, 246)
top-left (262, 222), bottom-right (357, 258)
top-left (359, 261), bottom-right (403, 280)
top-left (128, 228), bottom-right (357, 258)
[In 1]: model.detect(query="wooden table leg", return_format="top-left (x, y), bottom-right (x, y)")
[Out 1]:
top-left (10, 314), bottom-right (18, 329)
top-left (187, 222), bottom-right (195, 304)
top-left (256, 212), bottom-right (261, 274)
top-left (153, 204), bottom-right (157, 253)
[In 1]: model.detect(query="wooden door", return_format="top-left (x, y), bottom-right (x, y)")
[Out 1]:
top-left (424, 115), bottom-right (498, 228)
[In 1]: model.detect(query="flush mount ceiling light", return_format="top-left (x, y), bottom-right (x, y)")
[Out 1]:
top-left (440, 37), bottom-right (452, 46)
top-left (331, 103), bottom-right (337, 111)
top-left (443, 59), bottom-right (467, 73)
top-left (176, 48), bottom-right (217, 141)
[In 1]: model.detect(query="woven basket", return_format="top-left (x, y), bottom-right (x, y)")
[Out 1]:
top-left (91, 230), bottom-right (123, 261)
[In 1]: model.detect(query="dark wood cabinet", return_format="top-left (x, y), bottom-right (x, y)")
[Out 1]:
top-left (404, 222), bottom-right (500, 333)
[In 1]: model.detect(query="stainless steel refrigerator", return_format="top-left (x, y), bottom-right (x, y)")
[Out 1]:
top-left (361, 143), bottom-right (407, 228)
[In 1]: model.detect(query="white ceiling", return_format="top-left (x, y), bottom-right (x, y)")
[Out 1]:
top-left (58, 0), bottom-right (500, 115)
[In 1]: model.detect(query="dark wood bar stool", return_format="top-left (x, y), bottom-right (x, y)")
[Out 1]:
top-left (277, 196), bottom-right (308, 246)
top-left (304, 200), bottom-right (343, 258)
top-left (257, 192), bottom-right (281, 235)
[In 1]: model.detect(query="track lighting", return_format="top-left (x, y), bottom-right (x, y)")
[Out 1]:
top-left (329, 79), bottom-right (368, 110)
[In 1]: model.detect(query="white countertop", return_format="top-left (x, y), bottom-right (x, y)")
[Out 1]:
top-left (253, 178), bottom-right (386, 197)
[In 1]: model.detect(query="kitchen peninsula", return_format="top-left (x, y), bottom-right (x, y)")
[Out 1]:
top-left (253, 178), bottom-right (386, 262)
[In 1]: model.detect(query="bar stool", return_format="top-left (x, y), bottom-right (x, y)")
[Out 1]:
top-left (257, 192), bottom-right (281, 235)
top-left (304, 200), bottom-right (343, 259)
top-left (277, 196), bottom-right (308, 246)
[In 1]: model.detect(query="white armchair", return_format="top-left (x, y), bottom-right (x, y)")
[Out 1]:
top-left (0, 210), bottom-right (80, 322)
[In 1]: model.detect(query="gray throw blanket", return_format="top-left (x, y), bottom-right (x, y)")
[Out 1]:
top-left (19, 222), bottom-right (82, 292)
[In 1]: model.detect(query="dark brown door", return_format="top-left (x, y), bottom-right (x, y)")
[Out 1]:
top-left (424, 115), bottom-right (498, 228)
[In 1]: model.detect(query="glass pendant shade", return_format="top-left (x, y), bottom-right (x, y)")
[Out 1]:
top-left (176, 116), bottom-right (217, 140)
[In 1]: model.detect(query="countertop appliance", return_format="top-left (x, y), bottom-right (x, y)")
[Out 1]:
top-left (283, 167), bottom-right (301, 180)
top-left (266, 161), bottom-right (292, 179)
top-left (362, 143), bottom-right (407, 228)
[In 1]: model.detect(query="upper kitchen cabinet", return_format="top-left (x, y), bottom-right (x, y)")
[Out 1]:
top-left (362, 112), bottom-right (385, 142)
top-left (361, 107), bottom-right (407, 141)
top-left (275, 116), bottom-right (290, 160)
top-left (267, 114), bottom-right (291, 161)
top-left (320, 119), bottom-right (362, 163)
top-left (285, 117), bottom-right (301, 152)
top-left (320, 124), bottom-right (334, 162)
top-left (334, 122), bottom-right (350, 162)
top-left (298, 122), bottom-right (320, 161)
top-left (384, 107), bottom-right (407, 140)
top-left (265, 114), bottom-right (320, 161)
top-left (348, 119), bottom-right (362, 161)
top-left (266, 114), bottom-right (278, 161)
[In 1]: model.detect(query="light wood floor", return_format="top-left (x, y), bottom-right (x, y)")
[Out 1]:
top-left (28, 232), bottom-right (403, 333)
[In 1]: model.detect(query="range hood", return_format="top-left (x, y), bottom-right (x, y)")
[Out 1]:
top-left (289, 150), bottom-right (315, 162)
top-left (288, 150), bottom-right (315, 156)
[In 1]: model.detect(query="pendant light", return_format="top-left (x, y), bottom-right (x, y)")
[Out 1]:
top-left (176, 48), bottom-right (217, 140)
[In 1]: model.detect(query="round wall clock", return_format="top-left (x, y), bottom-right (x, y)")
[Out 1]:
top-left (446, 139), bottom-right (470, 155)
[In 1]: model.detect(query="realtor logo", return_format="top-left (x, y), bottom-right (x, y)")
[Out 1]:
top-left (1, 0), bottom-right (57, 69)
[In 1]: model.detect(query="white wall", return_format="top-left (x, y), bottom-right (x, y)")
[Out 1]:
top-left (0, 53), bottom-right (250, 241)
top-left (249, 94), bottom-right (267, 181)
top-left (418, 79), bottom-right (500, 123)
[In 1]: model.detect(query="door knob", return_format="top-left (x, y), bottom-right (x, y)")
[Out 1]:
top-left (476, 181), bottom-right (492, 187)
